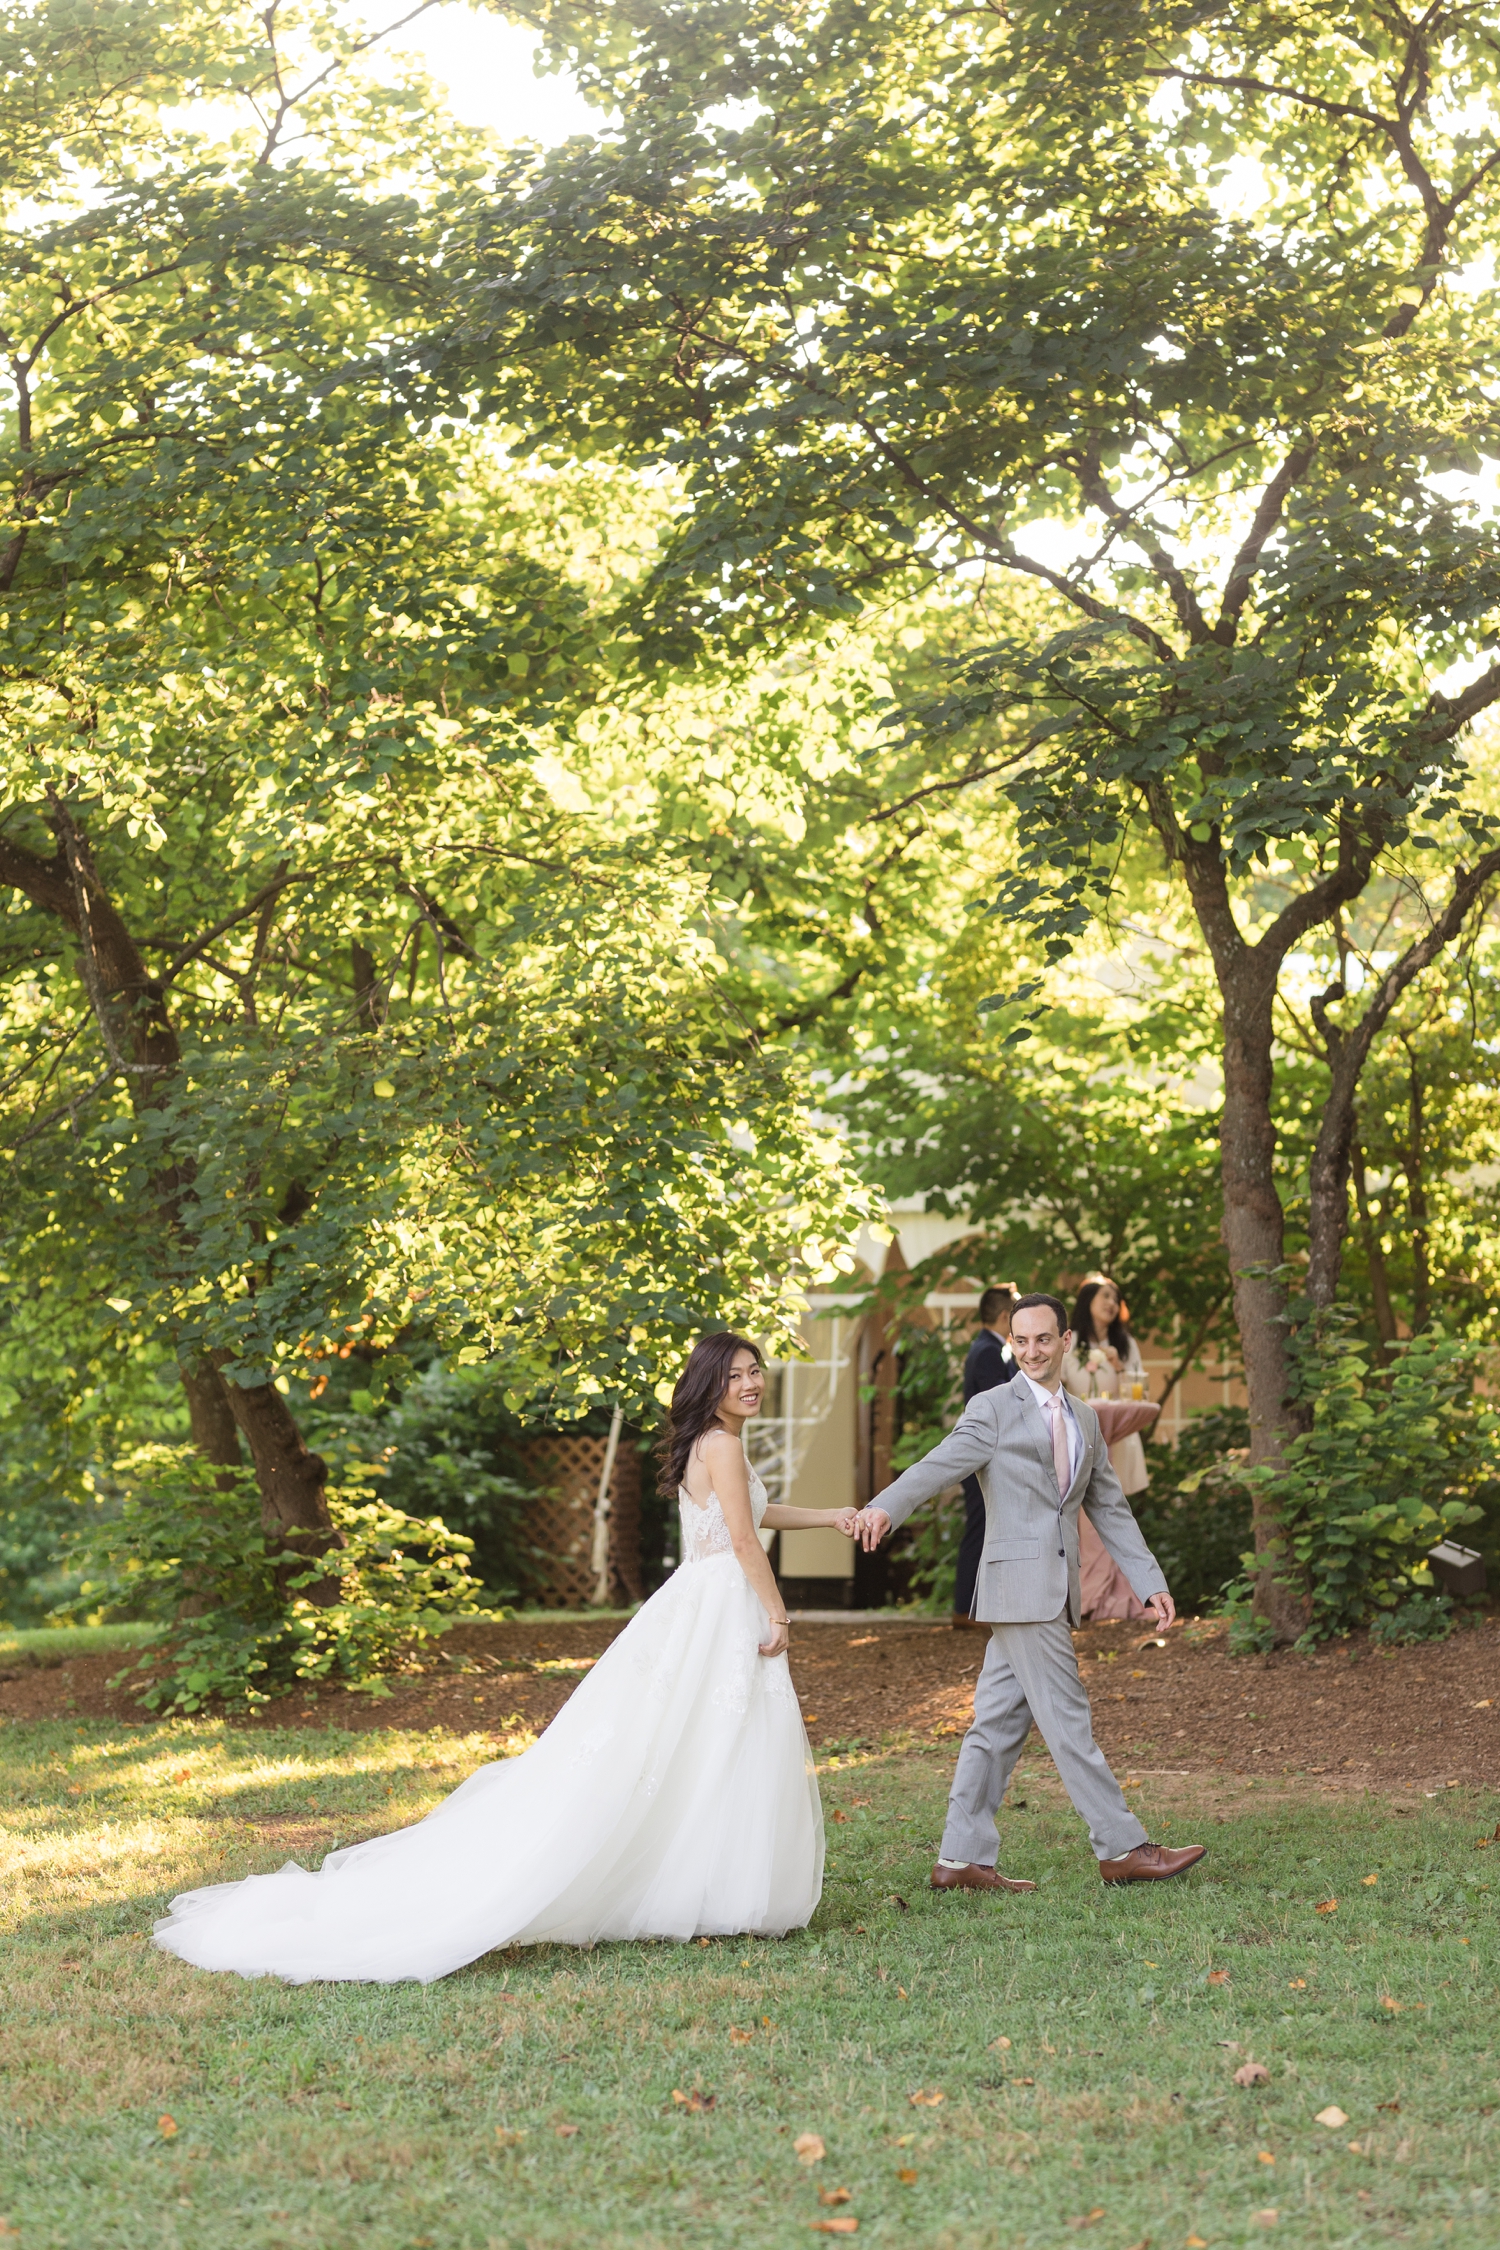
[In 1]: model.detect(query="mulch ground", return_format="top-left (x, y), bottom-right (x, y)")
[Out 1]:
top-left (5, 1609), bottom-right (1499, 1793)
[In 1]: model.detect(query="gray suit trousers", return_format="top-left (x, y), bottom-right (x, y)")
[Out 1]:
top-left (940, 1616), bottom-right (1149, 1865)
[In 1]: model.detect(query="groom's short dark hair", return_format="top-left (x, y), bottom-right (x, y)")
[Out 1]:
top-left (1011, 1291), bottom-right (1069, 1335)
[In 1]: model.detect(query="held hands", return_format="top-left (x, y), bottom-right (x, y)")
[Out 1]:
top-left (832, 1508), bottom-right (862, 1538)
top-left (851, 1507), bottom-right (892, 1552)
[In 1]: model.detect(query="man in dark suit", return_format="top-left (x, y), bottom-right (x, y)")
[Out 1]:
top-left (954, 1286), bottom-right (1018, 1625)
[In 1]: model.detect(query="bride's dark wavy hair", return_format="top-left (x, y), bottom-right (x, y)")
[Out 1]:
top-left (658, 1331), bottom-right (763, 1496)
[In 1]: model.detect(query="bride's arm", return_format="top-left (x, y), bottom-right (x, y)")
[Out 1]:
top-left (700, 1432), bottom-right (792, 1658)
top-left (761, 1505), bottom-right (859, 1532)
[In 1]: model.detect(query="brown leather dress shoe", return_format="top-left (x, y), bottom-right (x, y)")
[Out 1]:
top-left (1097, 1841), bottom-right (1207, 1884)
top-left (930, 1861), bottom-right (1037, 1894)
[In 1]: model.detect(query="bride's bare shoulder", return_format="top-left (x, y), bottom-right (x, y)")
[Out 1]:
top-left (698, 1427), bottom-right (749, 1478)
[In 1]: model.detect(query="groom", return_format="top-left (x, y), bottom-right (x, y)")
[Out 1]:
top-left (855, 1293), bottom-right (1205, 1890)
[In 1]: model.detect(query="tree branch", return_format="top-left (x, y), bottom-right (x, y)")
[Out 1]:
top-left (1213, 443), bottom-right (1317, 641)
top-left (1074, 449), bottom-right (1211, 645)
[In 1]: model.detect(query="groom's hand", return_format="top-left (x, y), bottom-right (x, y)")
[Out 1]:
top-left (855, 1507), bottom-right (891, 1551)
top-left (1144, 1590), bottom-right (1176, 1630)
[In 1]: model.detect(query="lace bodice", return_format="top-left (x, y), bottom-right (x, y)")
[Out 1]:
top-left (678, 1459), bottom-right (768, 1565)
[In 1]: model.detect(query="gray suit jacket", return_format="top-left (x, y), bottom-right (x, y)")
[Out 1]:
top-left (877, 1378), bottom-right (1165, 1624)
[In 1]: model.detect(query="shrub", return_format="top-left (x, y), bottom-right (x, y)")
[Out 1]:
top-left (1134, 1408), bottom-right (1252, 1614)
top-left (1225, 1317), bottom-right (1494, 1648)
top-left (302, 1359), bottom-right (540, 1602)
top-left (64, 1444), bottom-right (498, 1712)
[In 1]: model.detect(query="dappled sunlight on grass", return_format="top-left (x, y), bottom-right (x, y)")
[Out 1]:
top-left (3, 1720), bottom-right (1499, 2247)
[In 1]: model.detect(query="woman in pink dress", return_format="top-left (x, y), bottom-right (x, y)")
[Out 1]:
top-left (1063, 1275), bottom-right (1152, 1621)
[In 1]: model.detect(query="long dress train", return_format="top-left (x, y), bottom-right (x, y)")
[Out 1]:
top-left (152, 1466), bottom-right (823, 1983)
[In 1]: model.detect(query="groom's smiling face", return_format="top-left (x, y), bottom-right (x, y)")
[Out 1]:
top-left (1010, 1308), bottom-right (1072, 1390)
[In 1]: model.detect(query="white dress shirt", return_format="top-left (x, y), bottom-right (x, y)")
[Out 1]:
top-left (1019, 1371), bottom-right (1082, 1484)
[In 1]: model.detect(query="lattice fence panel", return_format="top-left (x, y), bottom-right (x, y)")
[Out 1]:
top-left (521, 1433), bottom-right (643, 1609)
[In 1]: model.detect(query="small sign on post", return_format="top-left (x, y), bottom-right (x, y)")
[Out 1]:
top-left (1427, 1540), bottom-right (1486, 1598)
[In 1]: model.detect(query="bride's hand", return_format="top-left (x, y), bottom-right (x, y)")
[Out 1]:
top-left (832, 1508), bottom-right (861, 1537)
top-left (759, 1613), bottom-right (790, 1658)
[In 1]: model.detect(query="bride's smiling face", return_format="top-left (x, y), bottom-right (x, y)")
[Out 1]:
top-left (718, 1348), bottom-right (765, 1420)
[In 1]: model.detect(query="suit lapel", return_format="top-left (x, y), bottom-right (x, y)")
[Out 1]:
top-left (1063, 1399), bottom-right (1095, 1505)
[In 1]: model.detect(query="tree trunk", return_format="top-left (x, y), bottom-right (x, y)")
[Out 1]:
top-left (180, 1359), bottom-right (244, 1468)
top-left (1216, 960), bottom-right (1311, 1640)
top-left (1405, 1054), bottom-right (1431, 1332)
top-left (220, 1372), bottom-right (344, 1601)
top-left (0, 807), bottom-right (340, 1571)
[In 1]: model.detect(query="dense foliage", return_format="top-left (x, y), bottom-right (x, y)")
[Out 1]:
top-left (1228, 1320), bottom-right (1497, 1649)
top-left (0, 0), bottom-right (871, 1642)
top-left (68, 1445), bottom-right (492, 1713)
top-left (458, 0), bottom-right (1500, 1635)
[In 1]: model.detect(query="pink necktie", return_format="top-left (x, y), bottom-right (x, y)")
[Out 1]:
top-left (1045, 1392), bottom-right (1070, 1495)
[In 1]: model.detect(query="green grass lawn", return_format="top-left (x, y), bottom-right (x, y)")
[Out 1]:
top-left (0, 1622), bottom-right (163, 1666)
top-left (3, 1715), bottom-right (1497, 2250)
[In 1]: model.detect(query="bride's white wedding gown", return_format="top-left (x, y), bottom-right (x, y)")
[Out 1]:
top-left (152, 1466), bottom-right (824, 1982)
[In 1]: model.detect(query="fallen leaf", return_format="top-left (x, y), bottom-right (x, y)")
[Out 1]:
top-left (1253, 2212), bottom-right (1279, 2228)
top-left (832, 1810), bottom-right (848, 1823)
top-left (670, 2090), bottom-right (715, 2113)
top-left (1314, 2106), bottom-right (1349, 2129)
top-left (1065, 2210), bottom-right (1107, 2229)
top-left (1474, 1838), bottom-right (1491, 1849)
top-left (1014, 2076), bottom-right (1036, 2085)
top-left (908, 2089), bottom-right (945, 2107)
top-left (1472, 1699), bottom-right (1492, 1708)
top-left (890, 1894), bottom-right (910, 1913)
top-left (1207, 1969), bottom-right (1230, 1986)
top-left (818, 2187), bottom-right (852, 2206)
top-left (555, 2123), bottom-right (580, 2138)
top-left (1257, 2150), bottom-right (1275, 2164)
top-left (896, 2168), bottom-right (918, 2184)
top-left (1130, 1669), bottom-right (1146, 1678)
top-left (1234, 2063), bottom-right (1271, 2087)
top-left (762, 2016), bottom-right (776, 2029)
top-left (1315, 1899), bottom-right (1338, 1914)
top-left (794, 2132), bottom-right (826, 2165)
top-left (1347, 2140), bottom-right (1366, 2155)
top-left (158, 2115), bottom-right (178, 2139)
top-left (1379, 1995), bottom-right (1402, 2013)
top-left (988, 2035), bottom-right (1012, 2050)
top-left (1377, 2100), bottom-right (1401, 2113)
top-left (896, 1986), bottom-right (909, 2000)
top-left (810, 2222), bottom-right (858, 2238)
top-left (1287, 1978), bottom-right (1307, 1990)
top-left (729, 2028), bottom-right (754, 2045)
top-left (1186, 2235), bottom-right (1208, 2247)
top-left (494, 2128), bottom-right (527, 2147)
top-left (1361, 1874), bottom-right (1378, 1887)
top-left (58, 1960), bottom-right (82, 1972)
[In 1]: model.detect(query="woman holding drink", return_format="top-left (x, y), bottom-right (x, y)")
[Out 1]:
top-left (1063, 1275), bottom-right (1153, 1622)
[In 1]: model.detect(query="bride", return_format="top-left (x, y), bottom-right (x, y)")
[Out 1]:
top-left (153, 1332), bottom-right (855, 1982)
